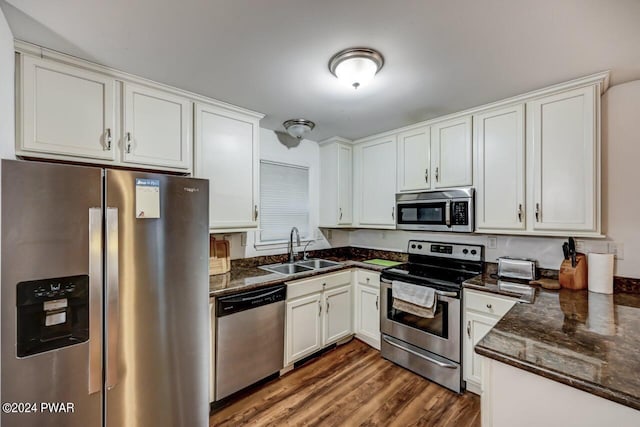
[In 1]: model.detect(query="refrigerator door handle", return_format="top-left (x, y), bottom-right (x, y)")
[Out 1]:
top-left (88, 208), bottom-right (103, 395)
top-left (106, 207), bottom-right (120, 390)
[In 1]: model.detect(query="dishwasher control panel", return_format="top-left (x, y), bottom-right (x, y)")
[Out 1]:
top-left (216, 285), bottom-right (286, 317)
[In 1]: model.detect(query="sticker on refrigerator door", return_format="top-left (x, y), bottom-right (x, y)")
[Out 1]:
top-left (135, 178), bottom-right (160, 219)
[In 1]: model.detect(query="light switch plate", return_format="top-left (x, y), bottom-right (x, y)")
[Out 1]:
top-left (488, 237), bottom-right (497, 249)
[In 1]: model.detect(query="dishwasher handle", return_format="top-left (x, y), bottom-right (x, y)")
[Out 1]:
top-left (216, 285), bottom-right (286, 317)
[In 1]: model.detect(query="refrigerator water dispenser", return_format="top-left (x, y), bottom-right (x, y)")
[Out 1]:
top-left (16, 275), bottom-right (90, 357)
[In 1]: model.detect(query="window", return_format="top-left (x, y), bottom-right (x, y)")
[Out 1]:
top-left (259, 160), bottom-right (310, 242)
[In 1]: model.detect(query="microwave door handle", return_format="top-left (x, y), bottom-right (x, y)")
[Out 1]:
top-left (445, 200), bottom-right (451, 227)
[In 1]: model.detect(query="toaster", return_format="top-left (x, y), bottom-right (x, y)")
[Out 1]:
top-left (497, 257), bottom-right (538, 281)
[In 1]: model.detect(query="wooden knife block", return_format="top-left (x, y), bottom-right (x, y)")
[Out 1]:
top-left (559, 254), bottom-right (587, 290)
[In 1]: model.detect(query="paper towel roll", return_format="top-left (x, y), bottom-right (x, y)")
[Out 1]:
top-left (587, 253), bottom-right (614, 294)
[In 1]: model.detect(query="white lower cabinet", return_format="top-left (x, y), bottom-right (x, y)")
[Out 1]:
top-left (463, 289), bottom-right (516, 394)
top-left (285, 293), bottom-right (324, 364)
top-left (284, 271), bottom-right (353, 366)
top-left (354, 270), bottom-right (381, 349)
top-left (323, 285), bottom-right (353, 344)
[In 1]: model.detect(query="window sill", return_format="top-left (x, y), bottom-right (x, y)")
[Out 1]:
top-left (254, 238), bottom-right (315, 251)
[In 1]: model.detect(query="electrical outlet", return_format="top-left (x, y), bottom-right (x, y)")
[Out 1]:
top-left (609, 242), bottom-right (624, 260)
top-left (575, 240), bottom-right (585, 252)
top-left (488, 237), bottom-right (497, 249)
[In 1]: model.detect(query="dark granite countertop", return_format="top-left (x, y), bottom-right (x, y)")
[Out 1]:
top-left (463, 273), bottom-right (538, 303)
top-left (475, 288), bottom-right (640, 410)
top-left (209, 248), bottom-right (404, 298)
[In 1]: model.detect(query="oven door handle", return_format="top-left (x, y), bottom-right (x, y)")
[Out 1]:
top-left (445, 200), bottom-right (451, 227)
top-left (381, 278), bottom-right (458, 298)
top-left (383, 336), bottom-right (458, 369)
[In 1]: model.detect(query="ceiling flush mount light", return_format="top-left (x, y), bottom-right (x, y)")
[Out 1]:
top-left (283, 119), bottom-right (315, 139)
top-left (329, 47), bottom-right (384, 89)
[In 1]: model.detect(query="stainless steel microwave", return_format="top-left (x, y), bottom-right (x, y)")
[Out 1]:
top-left (396, 188), bottom-right (474, 232)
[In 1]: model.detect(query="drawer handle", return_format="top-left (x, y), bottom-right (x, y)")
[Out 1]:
top-left (366, 277), bottom-right (370, 283)
top-left (486, 303), bottom-right (492, 309)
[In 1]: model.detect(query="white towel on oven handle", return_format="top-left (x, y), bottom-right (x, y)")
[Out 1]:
top-left (391, 280), bottom-right (437, 318)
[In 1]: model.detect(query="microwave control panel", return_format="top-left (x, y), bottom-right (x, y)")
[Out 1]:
top-left (451, 202), bottom-right (468, 225)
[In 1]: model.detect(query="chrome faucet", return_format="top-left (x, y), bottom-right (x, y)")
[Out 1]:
top-left (288, 227), bottom-right (301, 263)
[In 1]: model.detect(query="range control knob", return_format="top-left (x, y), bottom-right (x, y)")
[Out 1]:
top-left (471, 249), bottom-right (477, 255)
top-left (462, 249), bottom-right (469, 255)
top-left (417, 245), bottom-right (423, 250)
top-left (411, 244), bottom-right (416, 249)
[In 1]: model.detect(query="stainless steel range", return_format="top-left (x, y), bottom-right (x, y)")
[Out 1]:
top-left (380, 240), bottom-right (483, 393)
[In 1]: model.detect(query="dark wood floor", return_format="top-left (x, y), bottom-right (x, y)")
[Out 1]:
top-left (210, 339), bottom-right (480, 427)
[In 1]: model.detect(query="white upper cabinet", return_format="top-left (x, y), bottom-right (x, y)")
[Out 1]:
top-left (354, 136), bottom-right (397, 228)
top-left (397, 126), bottom-right (431, 192)
top-left (474, 105), bottom-right (526, 231)
top-left (319, 140), bottom-right (353, 227)
top-left (527, 85), bottom-right (598, 233)
top-left (18, 55), bottom-right (116, 161)
top-left (431, 116), bottom-right (473, 188)
top-left (194, 103), bottom-right (260, 231)
top-left (122, 82), bottom-right (192, 170)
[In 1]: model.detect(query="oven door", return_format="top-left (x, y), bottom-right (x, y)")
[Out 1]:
top-left (380, 279), bottom-right (460, 362)
top-left (396, 200), bottom-right (452, 232)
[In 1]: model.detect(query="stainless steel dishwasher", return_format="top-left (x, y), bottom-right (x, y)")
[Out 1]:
top-left (215, 285), bottom-right (286, 401)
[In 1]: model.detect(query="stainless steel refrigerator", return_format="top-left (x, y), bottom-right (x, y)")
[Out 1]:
top-left (1, 160), bottom-right (209, 427)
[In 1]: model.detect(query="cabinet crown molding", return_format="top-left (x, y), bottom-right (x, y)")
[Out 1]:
top-left (318, 136), bottom-right (355, 146)
top-left (348, 71), bottom-right (610, 145)
top-left (14, 39), bottom-right (265, 120)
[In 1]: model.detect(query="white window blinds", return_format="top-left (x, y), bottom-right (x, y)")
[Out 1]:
top-left (259, 161), bottom-right (310, 242)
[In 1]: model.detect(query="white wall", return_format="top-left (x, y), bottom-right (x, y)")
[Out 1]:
top-left (214, 128), bottom-right (349, 260)
top-left (601, 80), bottom-right (640, 278)
top-left (350, 80), bottom-right (640, 278)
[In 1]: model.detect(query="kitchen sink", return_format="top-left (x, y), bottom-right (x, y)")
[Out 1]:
top-left (259, 259), bottom-right (343, 275)
top-left (260, 263), bottom-right (314, 275)
top-left (296, 259), bottom-right (342, 269)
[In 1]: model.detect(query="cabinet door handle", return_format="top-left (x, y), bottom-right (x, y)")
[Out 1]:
top-left (105, 128), bottom-right (112, 150)
top-left (254, 205), bottom-right (259, 221)
top-left (517, 204), bottom-right (523, 222)
top-left (375, 295), bottom-right (379, 310)
top-left (391, 207), bottom-right (395, 220)
top-left (339, 208), bottom-right (343, 220)
top-left (535, 203), bottom-right (541, 222)
top-left (467, 320), bottom-right (471, 338)
top-left (326, 300), bottom-right (330, 314)
top-left (318, 300), bottom-right (322, 317)
top-left (425, 168), bottom-right (429, 183)
top-left (126, 132), bottom-right (132, 154)
top-left (435, 167), bottom-right (439, 182)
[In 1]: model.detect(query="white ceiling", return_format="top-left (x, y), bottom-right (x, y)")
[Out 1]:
top-left (2, 0), bottom-right (640, 141)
